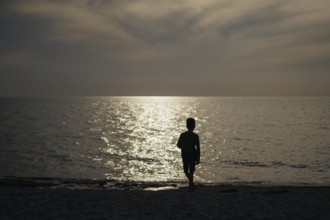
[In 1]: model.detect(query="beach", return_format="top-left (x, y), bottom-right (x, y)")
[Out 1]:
top-left (1, 178), bottom-right (330, 219)
top-left (1, 97), bottom-right (330, 219)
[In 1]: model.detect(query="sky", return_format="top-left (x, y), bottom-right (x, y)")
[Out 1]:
top-left (1, 0), bottom-right (330, 96)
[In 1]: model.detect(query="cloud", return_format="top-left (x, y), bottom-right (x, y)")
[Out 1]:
top-left (0, 51), bottom-right (34, 65)
top-left (1, 0), bottom-right (330, 95)
top-left (9, 0), bottom-right (138, 45)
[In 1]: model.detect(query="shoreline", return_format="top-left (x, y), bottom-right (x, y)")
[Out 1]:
top-left (1, 176), bottom-right (330, 189)
top-left (1, 177), bottom-right (330, 219)
top-left (1, 176), bottom-right (330, 190)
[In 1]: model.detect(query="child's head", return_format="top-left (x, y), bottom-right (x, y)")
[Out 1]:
top-left (186, 118), bottom-right (195, 131)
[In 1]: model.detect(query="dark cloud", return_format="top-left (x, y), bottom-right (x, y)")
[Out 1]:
top-left (1, 0), bottom-right (330, 96)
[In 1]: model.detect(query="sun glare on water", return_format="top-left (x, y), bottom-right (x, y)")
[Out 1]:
top-left (101, 97), bottom-right (187, 182)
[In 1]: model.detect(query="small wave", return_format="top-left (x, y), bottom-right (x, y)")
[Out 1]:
top-left (227, 137), bottom-right (253, 142)
top-left (103, 152), bottom-right (156, 163)
top-left (238, 161), bottom-right (267, 167)
top-left (222, 160), bottom-right (310, 170)
top-left (290, 164), bottom-right (308, 169)
top-left (54, 135), bottom-right (82, 139)
top-left (127, 156), bottom-right (156, 163)
top-left (0, 177), bottom-right (183, 189)
top-left (47, 154), bottom-right (73, 162)
top-left (271, 161), bottom-right (286, 167)
top-left (222, 160), bottom-right (268, 168)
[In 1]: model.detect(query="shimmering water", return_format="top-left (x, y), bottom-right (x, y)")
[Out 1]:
top-left (1, 97), bottom-right (330, 185)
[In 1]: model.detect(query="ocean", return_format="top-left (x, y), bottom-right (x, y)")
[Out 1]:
top-left (0, 97), bottom-right (329, 186)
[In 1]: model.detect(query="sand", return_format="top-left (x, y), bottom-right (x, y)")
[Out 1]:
top-left (1, 178), bottom-right (330, 219)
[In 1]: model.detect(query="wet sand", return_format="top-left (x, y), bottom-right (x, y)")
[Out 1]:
top-left (1, 179), bottom-right (330, 219)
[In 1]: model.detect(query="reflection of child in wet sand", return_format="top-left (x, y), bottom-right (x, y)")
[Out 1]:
top-left (177, 118), bottom-right (200, 191)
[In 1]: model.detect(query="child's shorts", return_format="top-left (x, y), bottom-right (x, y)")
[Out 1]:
top-left (181, 151), bottom-right (197, 172)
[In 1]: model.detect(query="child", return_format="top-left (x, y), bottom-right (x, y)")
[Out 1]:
top-left (177, 118), bottom-right (200, 191)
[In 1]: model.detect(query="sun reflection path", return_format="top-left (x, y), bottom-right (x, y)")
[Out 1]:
top-left (101, 97), bottom-right (197, 182)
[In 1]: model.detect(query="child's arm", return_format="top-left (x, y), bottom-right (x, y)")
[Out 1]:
top-left (177, 133), bottom-right (183, 149)
top-left (196, 135), bottom-right (200, 164)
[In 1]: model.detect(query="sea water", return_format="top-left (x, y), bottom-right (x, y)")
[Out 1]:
top-left (0, 97), bottom-right (329, 186)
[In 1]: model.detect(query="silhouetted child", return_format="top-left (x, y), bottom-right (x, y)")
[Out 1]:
top-left (177, 118), bottom-right (200, 191)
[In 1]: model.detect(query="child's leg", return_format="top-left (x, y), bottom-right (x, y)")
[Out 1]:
top-left (188, 164), bottom-right (194, 187)
top-left (189, 162), bottom-right (196, 189)
top-left (189, 171), bottom-right (194, 185)
top-left (183, 163), bottom-right (189, 180)
top-left (184, 163), bottom-right (193, 183)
